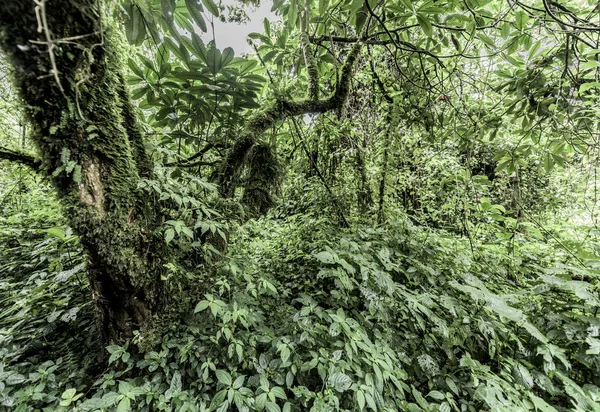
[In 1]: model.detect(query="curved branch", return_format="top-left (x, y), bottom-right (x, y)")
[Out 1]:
top-left (216, 39), bottom-right (364, 197)
top-left (0, 146), bottom-right (42, 171)
top-left (542, 0), bottom-right (600, 32)
top-left (173, 160), bottom-right (219, 168)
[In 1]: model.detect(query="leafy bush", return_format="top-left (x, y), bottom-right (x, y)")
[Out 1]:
top-left (0, 199), bottom-right (99, 409)
top-left (4, 207), bottom-right (598, 411)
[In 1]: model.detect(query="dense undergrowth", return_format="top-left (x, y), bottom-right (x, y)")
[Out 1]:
top-left (3, 0), bottom-right (600, 410)
top-left (2, 198), bottom-right (600, 411)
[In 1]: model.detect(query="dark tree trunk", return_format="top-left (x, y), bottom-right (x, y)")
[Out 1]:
top-left (0, 0), bottom-right (167, 342)
top-left (356, 135), bottom-right (373, 215)
top-left (377, 146), bottom-right (388, 224)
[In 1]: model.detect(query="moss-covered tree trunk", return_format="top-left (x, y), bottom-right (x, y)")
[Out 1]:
top-left (0, 0), bottom-right (166, 342)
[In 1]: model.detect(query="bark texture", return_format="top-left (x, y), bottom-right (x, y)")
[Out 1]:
top-left (0, 0), bottom-right (165, 342)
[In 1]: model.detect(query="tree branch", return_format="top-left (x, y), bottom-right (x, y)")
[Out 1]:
top-left (173, 159), bottom-right (219, 168)
top-left (542, 0), bottom-right (600, 32)
top-left (216, 39), bottom-right (364, 197)
top-left (0, 146), bottom-right (42, 171)
top-left (164, 142), bottom-right (223, 167)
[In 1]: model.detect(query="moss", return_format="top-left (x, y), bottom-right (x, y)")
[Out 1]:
top-left (241, 143), bottom-right (282, 214)
top-left (301, 33), bottom-right (319, 100)
top-left (218, 40), bottom-right (364, 198)
top-left (0, 0), bottom-right (168, 343)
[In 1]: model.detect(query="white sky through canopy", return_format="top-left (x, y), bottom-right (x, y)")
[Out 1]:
top-left (210, 0), bottom-right (277, 55)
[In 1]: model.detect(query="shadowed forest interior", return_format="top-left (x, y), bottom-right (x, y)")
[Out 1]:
top-left (1, 0), bottom-right (600, 411)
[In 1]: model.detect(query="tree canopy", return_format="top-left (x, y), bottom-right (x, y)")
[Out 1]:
top-left (1, 0), bottom-right (600, 411)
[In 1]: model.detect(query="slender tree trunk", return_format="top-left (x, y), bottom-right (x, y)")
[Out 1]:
top-left (355, 136), bottom-right (373, 215)
top-left (0, 0), bottom-right (166, 342)
top-left (377, 146), bottom-right (388, 224)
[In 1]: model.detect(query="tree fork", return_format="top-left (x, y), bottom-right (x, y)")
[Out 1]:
top-left (217, 39), bottom-right (364, 198)
top-left (0, 0), bottom-right (167, 343)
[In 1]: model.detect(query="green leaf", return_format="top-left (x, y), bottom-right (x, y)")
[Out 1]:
top-left (165, 228), bottom-right (175, 244)
top-left (195, 300), bottom-right (209, 312)
top-left (328, 372), bottom-right (352, 392)
top-left (161, 0), bottom-right (174, 22)
top-left (579, 82), bottom-right (600, 94)
top-left (315, 251), bottom-right (336, 264)
top-left (586, 337), bottom-right (600, 355)
top-left (477, 33), bottom-right (496, 48)
top-left (118, 381), bottom-right (132, 395)
top-left (365, 392), bottom-right (377, 411)
top-left (185, 0), bottom-right (207, 32)
top-left (426, 390), bottom-right (445, 400)
top-left (357, 390), bottom-right (366, 411)
top-left (221, 47), bottom-right (235, 69)
top-left (255, 392), bottom-right (268, 411)
top-left (288, 0), bottom-right (298, 28)
top-left (280, 346), bottom-right (291, 363)
top-left (399, 0), bottom-right (413, 9)
top-left (271, 386), bottom-right (287, 400)
top-left (215, 369), bottom-right (232, 386)
top-left (542, 153), bottom-right (554, 173)
top-left (191, 33), bottom-right (208, 62)
top-left (131, 87), bottom-right (147, 100)
top-left (125, 4), bottom-right (146, 46)
top-left (265, 402), bottom-right (281, 412)
top-left (116, 397), bottom-right (131, 412)
top-left (46, 227), bottom-right (66, 239)
top-left (6, 374), bottom-right (26, 385)
top-left (207, 46), bottom-right (222, 75)
top-left (127, 58), bottom-right (145, 79)
top-left (171, 371), bottom-right (182, 392)
top-left (416, 14), bottom-right (433, 37)
top-left (202, 0), bottom-right (219, 16)
top-left (319, 0), bottom-right (330, 15)
top-left (232, 375), bottom-right (245, 389)
top-left (62, 388), bottom-right (77, 399)
top-left (512, 363), bottom-right (534, 389)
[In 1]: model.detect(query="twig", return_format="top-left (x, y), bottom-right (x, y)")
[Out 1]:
top-left (33, 0), bottom-right (64, 93)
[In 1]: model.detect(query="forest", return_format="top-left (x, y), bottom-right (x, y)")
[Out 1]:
top-left (1, 0), bottom-right (600, 410)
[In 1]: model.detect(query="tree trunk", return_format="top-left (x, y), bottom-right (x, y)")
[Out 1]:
top-left (0, 0), bottom-right (166, 343)
top-left (377, 146), bottom-right (388, 224)
top-left (356, 135), bottom-right (373, 215)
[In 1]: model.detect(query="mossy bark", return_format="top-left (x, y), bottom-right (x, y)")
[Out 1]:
top-left (217, 40), bottom-right (364, 198)
top-left (0, 0), bottom-right (165, 343)
top-left (356, 138), bottom-right (373, 215)
top-left (301, 33), bottom-right (319, 101)
top-left (241, 143), bottom-right (280, 214)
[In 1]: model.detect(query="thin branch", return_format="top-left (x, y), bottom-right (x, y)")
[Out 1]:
top-left (0, 146), bottom-right (42, 171)
top-left (542, 0), bottom-right (600, 32)
top-left (172, 160), bottom-right (219, 168)
top-left (33, 0), bottom-right (64, 93)
top-left (289, 117), bottom-right (349, 228)
top-left (164, 142), bottom-right (222, 167)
